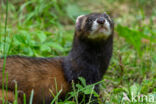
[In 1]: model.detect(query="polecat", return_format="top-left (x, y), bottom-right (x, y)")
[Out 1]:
top-left (0, 13), bottom-right (114, 104)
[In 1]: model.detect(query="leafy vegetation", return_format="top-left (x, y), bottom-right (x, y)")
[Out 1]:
top-left (0, 0), bottom-right (156, 104)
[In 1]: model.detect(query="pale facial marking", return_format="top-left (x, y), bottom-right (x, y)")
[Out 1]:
top-left (80, 17), bottom-right (87, 30)
top-left (91, 19), bottom-right (99, 33)
top-left (90, 18), bottom-right (112, 38)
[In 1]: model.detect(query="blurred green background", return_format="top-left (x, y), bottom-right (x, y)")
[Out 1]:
top-left (0, 0), bottom-right (156, 103)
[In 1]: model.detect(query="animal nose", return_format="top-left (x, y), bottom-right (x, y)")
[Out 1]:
top-left (97, 17), bottom-right (105, 24)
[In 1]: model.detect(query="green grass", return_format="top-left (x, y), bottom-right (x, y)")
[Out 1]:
top-left (0, 0), bottom-right (156, 104)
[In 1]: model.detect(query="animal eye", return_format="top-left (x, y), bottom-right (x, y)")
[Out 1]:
top-left (87, 19), bottom-right (92, 22)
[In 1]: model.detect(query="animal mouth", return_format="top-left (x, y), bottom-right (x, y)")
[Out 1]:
top-left (88, 26), bottom-right (110, 39)
top-left (100, 26), bottom-right (108, 31)
top-left (96, 26), bottom-right (108, 33)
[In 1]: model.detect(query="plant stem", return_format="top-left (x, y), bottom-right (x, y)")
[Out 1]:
top-left (2, 0), bottom-right (8, 103)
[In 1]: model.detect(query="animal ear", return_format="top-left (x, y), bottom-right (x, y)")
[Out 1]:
top-left (76, 15), bottom-right (84, 24)
top-left (104, 12), bottom-right (113, 22)
top-left (104, 12), bottom-right (108, 15)
top-left (76, 15), bottom-right (84, 30)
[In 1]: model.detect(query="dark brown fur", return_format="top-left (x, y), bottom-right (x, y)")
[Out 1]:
top-left (0, 89), bottom-right (22, 104)
top-left (0, 56), bottom-right (69, 104)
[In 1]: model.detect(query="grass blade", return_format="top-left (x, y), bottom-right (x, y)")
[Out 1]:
top-left (29, 90), bottom-right (34, 104)
top-left (2, 0), bottom-right (8, 103)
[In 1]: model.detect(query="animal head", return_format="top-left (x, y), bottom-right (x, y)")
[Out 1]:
top-left (75, 13), bottom-right (114, 40)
